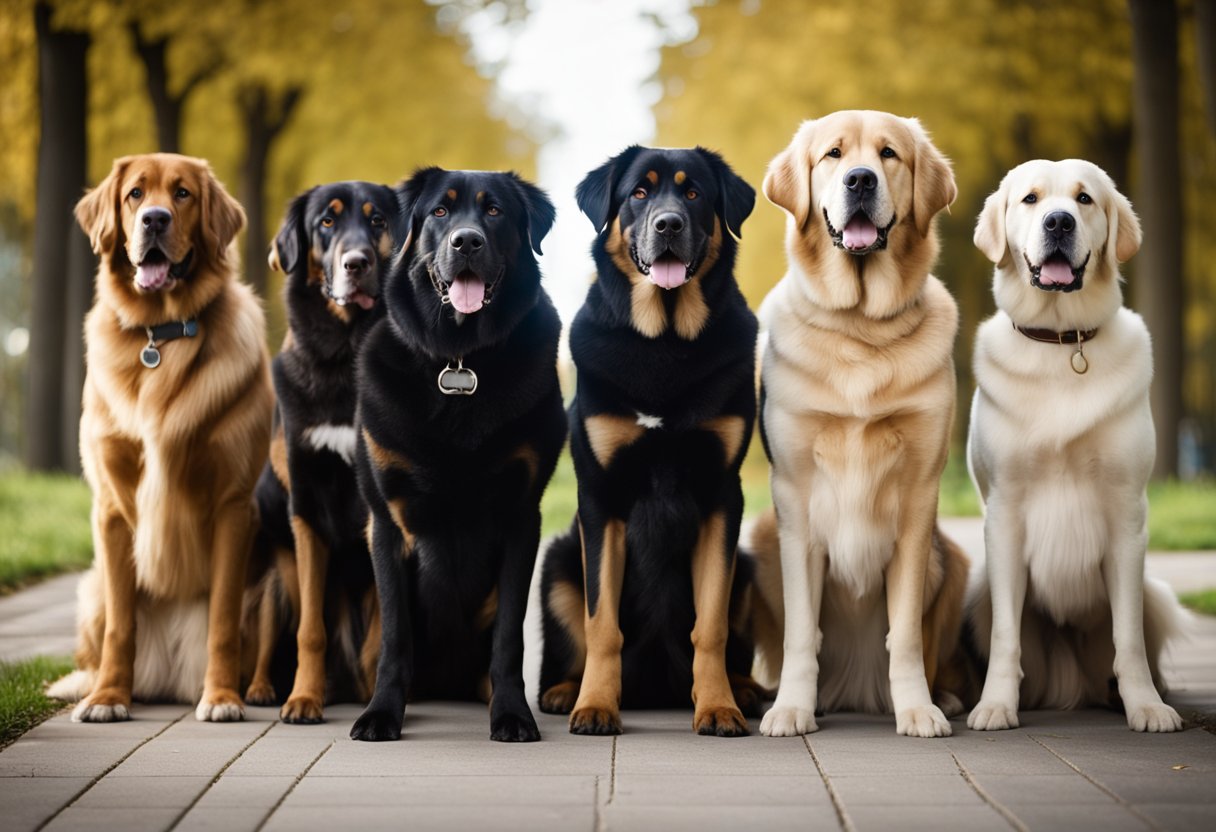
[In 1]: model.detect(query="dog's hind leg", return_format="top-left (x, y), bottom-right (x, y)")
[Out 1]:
top-left (244, 570), bottom-right (283, 706)
top-left (196, 498), bottom-right (255, 722)
top-left (539, 530), bottom-right (586, 715)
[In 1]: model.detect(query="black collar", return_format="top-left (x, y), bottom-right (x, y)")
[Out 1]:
top-left (140, 319), bottom-right (199, 369)
top-left (1012, 321), bottom-right (1099, 345)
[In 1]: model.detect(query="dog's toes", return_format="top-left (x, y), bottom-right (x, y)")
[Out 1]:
top-left (350, 708), bottom-right (402, 742)
top-left (897, 704), bottom-right (952, 738)
top-left (967, 700), bottom-right (1018, 731)
top-left (71, 699), bottom-right (130, 724)
top-left (1126, 702), bottom-right (1183, 733)
top-left (569, 706), bottom-right (622, 736)
top-left (196, 690), bottom-right (245, 723)
top-left (539, 681), bottom-right (579, 715)
top-left (936, 691), bottom-right (965, 718)
top-left (280, 695), bottom-right (325, 725)
top-left (760, 705), bottom-right (817, 737)
top-left (243, 682), bottom-right (277, 707)
top-left (694, 706), bottom-right (750, 737)
top-left (491, 711), bottom-right (541, 743)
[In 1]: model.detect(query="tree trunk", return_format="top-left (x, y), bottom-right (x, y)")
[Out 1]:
top-left (1197, 0), bottom-right (1216, 134)
top-left (129, 24), bottom-right (221, 154)
top-left (239, 85), bottom-right (301, 299)
top-left (26, 2), bottom-right (89, 472)
top-left (60, 227), bottom-right (92, 474)
top-left (1129, 0), bottom-right (1183, 479)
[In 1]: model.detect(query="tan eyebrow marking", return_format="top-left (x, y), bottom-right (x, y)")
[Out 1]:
top-left (646, 170), bottom-right (658, 185)
top-left (476, 191), bottom-right (485, 203)
top-left (328, 199), bottom-right (344, 214)
top-left (363, 202), bottom-right (373, 217)
top-left (674, 171), bottom-right (686, 185)
top-left (446, 188), bottom-right (458, 200)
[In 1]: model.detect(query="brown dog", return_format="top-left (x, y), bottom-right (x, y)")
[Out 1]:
top-left (48, 153), bottom-right (273, 722)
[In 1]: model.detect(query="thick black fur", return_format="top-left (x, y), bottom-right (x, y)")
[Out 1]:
top-left (249, 181), bottom-right (400, 714)
top-left (539, 146), bottom-right (763, 729)
top-left (350, 168), bottom-right (564, 743)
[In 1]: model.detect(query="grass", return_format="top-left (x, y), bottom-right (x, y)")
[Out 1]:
top-left (0, 470), bottom-right (92, 593)
top-left (1147, 480), bottom-right (1216, 551)
top-left (0, 655), bottom-right (73, 750)
top-left (1180, 589), bottom-right (1216, 617)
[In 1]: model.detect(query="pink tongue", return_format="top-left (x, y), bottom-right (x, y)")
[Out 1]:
top-left (649, 258), bottom-right (686, 290)
top-left (1039, 261), bottom-right (1076, 286)
top-left (449, 273), bottom-right (486, 314)
top-left (135, 261), bottom-right (170, 290)
top-left (842, 217), bottom-right (878, 250)
top-left (352, 291), bottom-right (376, 311)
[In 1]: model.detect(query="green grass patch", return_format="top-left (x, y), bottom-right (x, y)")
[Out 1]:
top-left (0, 655), bottom-right (73, 749)
top-left (1180, 589), bottom-right (1216, 617)
top-left (0, 470), bottom-right (92, 593)
top-left (1148, 480), bottom-right (1216, 551)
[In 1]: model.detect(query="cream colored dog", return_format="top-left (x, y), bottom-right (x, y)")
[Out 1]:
top-left (967, 159), bottom-right (1184, 733)
top-left (757, 111), bottom-right (964, 738)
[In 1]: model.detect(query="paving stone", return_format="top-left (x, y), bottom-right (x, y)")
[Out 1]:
top-left (829, 773), bottom-right (982, 806)
top-left (613, 730), bottom-right (813, 776)
top-left (1092, 772), bottom-right (1216, 804)
top-left (221, 736), bottom-right (336, 777)
top-left (262, 804), bottom-right (594, 832)
top-left (42, 807), bottom-right (181, 832)
top-left (602, 805), bottom-right (837, 832)
top-left (812, 745), bottom-right (963, 776)
top-left (1008, 803), bottom-right (1151, 832)
top-left (190, 774), bottom-right (297, 809)
top-left (1134, 803), bottom-right (1216, 832)
top-left (846, 805), bottom-right (1010, 832)
top-left (74, 774), bottom-right (210, 808)
top-left (0, 776), bottom-right (91, 832)
top-left (286, 774), bottom-right (595, 806)
top-left (611, 774), bottom-right (830, 805)
top-left (173, 806), bottom-right (269, 832)
top-left (968, 773), bottom-right (1113, 805)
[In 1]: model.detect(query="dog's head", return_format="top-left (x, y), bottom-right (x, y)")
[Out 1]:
top-left (270, 181), bottom-right (399, 319)
top-left (387, 167), bottom-right (555, 352)
top-left (75, 154), bottom-right (244, 310)
top-left (974, 159), bottom-right (1140, 330)
top-left (764, 111), bottom-right (956, 316)
top-left (576, 145), bottom-right (755, 291)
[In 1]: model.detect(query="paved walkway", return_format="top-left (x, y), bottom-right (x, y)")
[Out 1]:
top-left (0, 517), bottom-right (1213, 831)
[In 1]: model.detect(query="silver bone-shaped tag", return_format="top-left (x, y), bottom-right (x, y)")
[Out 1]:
top-left (437, 359), bottom-right (478, 395)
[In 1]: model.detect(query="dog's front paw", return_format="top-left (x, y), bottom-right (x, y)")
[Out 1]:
top-left (760, 705), bottom-right (817, 737)
top-left (694, 705), bottom-right (749, 737)
top-left (491, 710), bottom-right (541, 743)
top-left (1126, 702), bottom-right (1183, 733)
top-left (243, 681), bottom-right (276, 707)
top-left (896, 704), bottom-right (951, 737)
top-left (539, 681), bottom-right (579, 714)
top-left (196, 689), bottom-right (245, 722)
top-left (569, 705), bottom-right (622, 736)
top-left (350, 707), bottom-right (402, 742)
top-left (967, 700), bottom-right (1019, 731)
top-left (280, 695), bottom-right (325, 725)
top-left (71, 688), bottom-right (131, 723)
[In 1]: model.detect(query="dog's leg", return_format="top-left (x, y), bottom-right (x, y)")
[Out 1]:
top-left (351, 515), bottom-right (412, 741)
top-left (886, 500), bottom-right (950, 738)
top-left (569, 515), bottom-right (627, 735)
top-left (488, 510), bottom-right (543, 742)
top-left (244, 573), bottom-right (280, 706)
top-left (968, 498), bottom-right (1027, 731)
top-left (73, 503), bottom-right (136, 723)
top-left (196, 499), bottom-right (254, 722)
top-left (760, 478), bottom-right (823, 737)
top-left (358, 589), bottom-right (380, 701)
top-left (1103, 505), bottom-right (1182, 732)
top-left (280, 517), bottom-right (329, 724)
top-left (690, 511), bottom-right (749, 737)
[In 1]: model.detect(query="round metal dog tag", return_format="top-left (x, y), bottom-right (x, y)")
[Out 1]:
top-left (140, 345), bottom-right (162, 369)
top-left (1070, 348), bottom-right (1088, 375)
top-left (437, 362), bottom-right (478, 395)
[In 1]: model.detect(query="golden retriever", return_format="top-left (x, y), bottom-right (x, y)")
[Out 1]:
top-left (48, 153), bottom-right (274, 722)
top-left (751, 110), bottom-right (969, 738)
top-left (966, 159), bottom-right (1185, 732)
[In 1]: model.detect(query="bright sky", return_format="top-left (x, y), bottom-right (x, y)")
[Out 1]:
top-left (449, 0), bottom-right (698, 325)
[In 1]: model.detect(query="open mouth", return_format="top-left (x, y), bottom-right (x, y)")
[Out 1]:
top-left (1026, 251), bottom-right (1088, 293)
top-left (134, 247), bottom-right (192, 292)
top-left (824, 209), bottom-right (894, 255)
top-left (631, 246), bottom-right (694, 290)
top-left (328, 285), bottom-right (377, 311)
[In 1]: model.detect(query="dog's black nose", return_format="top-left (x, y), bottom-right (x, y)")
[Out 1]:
top-left (449, 227), bottom-right (485, 252)
top-left (141, 207), bottom-right (171, 235)
top-left (342, 249), bottom-right (372, 274)
top-left (844, 167), bottom-right (877, 193)
top-left (1043, 211), bottom-right (1075, 238)
top-left (653, 212), bottom-right (684, 236)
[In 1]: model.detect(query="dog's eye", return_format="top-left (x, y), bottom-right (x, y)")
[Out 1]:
top-left (1077, 192), bottom-right (1092, 205)
top-left (321, 216), bottom-right (334, 228)
top-left (827, 148), bottom-right (841, 159)
top-left (433, 206), bottom-right (448, 217)
top-left (1022, 193), bottom-right (1038, 204)
top-left (685, 190), bottom-right (698, 200)
top-left (174, 187), bottom-right (190, 200)
top-left (370, 214), bottom-right (385, 228)
top-left (486, 205), bottom-right (501, 217)
top-left (632, 187), bottom-right (648, 199)
top-left (128, 187), bottom-right (143, 200)
top-left (880, 147), bottom-right (896, 159)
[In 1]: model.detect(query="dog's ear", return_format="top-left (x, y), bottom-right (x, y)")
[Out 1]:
top-left (199, 162), bottom-right (246, 267)
top-left (511, 174), bottom-right (556, 256)
top-left (909, 119), bottom-right (957, 237)
top-left (1107, 186), bottom-right (1142, 264)
top-left (974, 183), bottom-right (1009, 266)
top-left (763, 123), bottom-right (813, 231)
top-left (392, 166), bottom-right (444, 265)
top-left (270, 188), bottom-right (313, 274)
top-left (75, 156), bottom-right (132, 256)
top-left (696, 146), bottom-right (755, 239)
top-left (576, 145), bottom-right (643, 233)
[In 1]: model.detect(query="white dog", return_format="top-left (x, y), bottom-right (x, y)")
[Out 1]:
top-left (967, 159), bottom-right (1184, 733)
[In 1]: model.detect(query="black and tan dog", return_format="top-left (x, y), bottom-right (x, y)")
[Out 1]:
top-left (242, 182), bottom-right (400, 723)
top-left (538, 146), bottom-right (764, 737)
top-left (349, 167), bottom-right (564, 743)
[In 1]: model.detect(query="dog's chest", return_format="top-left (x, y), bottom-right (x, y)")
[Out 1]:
top-left (301, 423), bottom-right (358, 465)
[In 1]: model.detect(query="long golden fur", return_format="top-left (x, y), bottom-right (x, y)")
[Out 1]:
top-left (753, 111), bottom-right (970, 738)
top-left (48, 153), bottom-right (274, 723)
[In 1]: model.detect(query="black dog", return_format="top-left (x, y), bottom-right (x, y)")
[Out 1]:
top-left (350, 167), bottom-right (564, 743)
top-left (244, 181), bottom-right (399, 723)
top-left (538, 146), bottom-right (765, 737)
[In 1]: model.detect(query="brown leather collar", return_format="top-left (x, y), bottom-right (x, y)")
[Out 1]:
top-left (1012, 321), bottom-right (1099, 345)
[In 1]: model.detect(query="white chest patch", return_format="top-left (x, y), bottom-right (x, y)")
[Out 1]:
top-left (303, 424), bottom-right (357, 465)
top-left (635, 412), bottom-right (663, 429)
